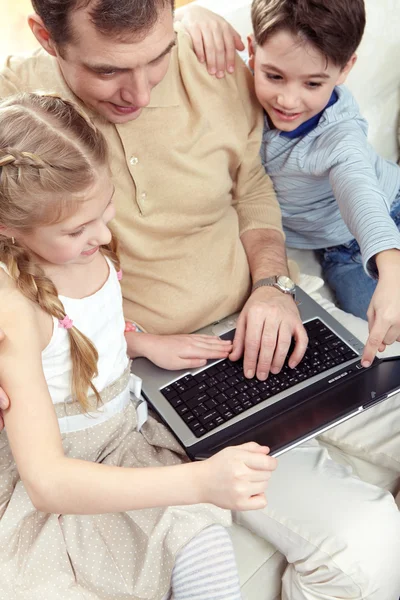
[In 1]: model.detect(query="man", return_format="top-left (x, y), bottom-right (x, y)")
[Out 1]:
top-left (0, 0), bottom-right (307, 380)
top-left (1, 2), bottom-right (400, 599)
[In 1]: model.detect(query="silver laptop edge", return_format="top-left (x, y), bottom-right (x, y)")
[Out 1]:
top-left (133, 287), bottom-right (365, 449)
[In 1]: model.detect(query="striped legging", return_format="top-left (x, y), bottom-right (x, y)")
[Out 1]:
top-left (162, 524), bottom-right (242, 600)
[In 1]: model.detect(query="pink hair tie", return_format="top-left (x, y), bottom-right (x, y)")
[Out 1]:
top-left (59, 315), bottom-right (74, 330)
top-left (117, 269), bottom-right (123, 281)
top-left (124, 321), bottom-right (140, 333)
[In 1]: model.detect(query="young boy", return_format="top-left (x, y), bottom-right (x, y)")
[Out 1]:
top-left (180, 0), bottom-right (400, 364)
top-left (248, 0), bottom-right (400, 321)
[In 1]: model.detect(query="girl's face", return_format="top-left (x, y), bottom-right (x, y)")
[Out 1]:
top-left (11, 169), bottom-right (116, 267)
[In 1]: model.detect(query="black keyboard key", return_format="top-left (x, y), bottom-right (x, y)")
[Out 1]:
top-left (193, 404), bottom-right (207, 418)
top-left (204, 420), bottom-right (218, 432)
top-left (181, 375), bottom-right (197, 388)
top-left (227, 398), bottom-right (240, 410)
top-left (218, 406), bottom-right (234, 419)
top-left (162, 386), bottom-right (178, 400)
top-left (226, 367), bottom-right (237, 377)
top-left (207, 386), bottom-right (219, 398)
top-left (181, 385), bottom-right (204, 403)
top-left (199, 410), bottom-right (219, 425)
top-left (216, 371), bottom-right (229, 382)
top-left (226, 376), bottom-right (241, 387)
top-left (205, 398), bottom-right (218, 410)
top-left (195, 426), bottom-right (207, 437)
top-left (319, 332), bottom-right (336, 343)
top-left (216, 381), bottom-right (230, 393)
top-left (214, 415), bottom-right (225, 427)
top-left (216, 393), bottom-right (229, 404)
top-left (169, 396), bottom-right (184, 408)
top-left (182, 413), bottom-right (196, 425)
top-left (187, 394), bottom-right (209, 410)
top-left (194, 371), bottom-right (210, 383)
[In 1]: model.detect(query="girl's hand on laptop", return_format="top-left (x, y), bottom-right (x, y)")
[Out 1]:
top-left (175, 5), bottom-right (244, 77)
top-left (362, 252), bottom-right (400, 366)
top-left (127, 332), bottom-right (233, 370)
top-left (198, 442), bottom-right (277, 511)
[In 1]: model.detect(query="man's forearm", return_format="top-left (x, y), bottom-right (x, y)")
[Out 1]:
top-left (241, 228), bottom-right (289, 284)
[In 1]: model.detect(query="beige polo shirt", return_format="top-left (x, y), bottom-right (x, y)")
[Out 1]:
top-left (0, 27), bottom-right (283, 334)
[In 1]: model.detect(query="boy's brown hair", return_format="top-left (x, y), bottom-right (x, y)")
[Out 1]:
top-left (251, 0), bottom-right (366, 68)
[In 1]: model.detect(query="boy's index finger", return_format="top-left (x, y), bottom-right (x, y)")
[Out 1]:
top-left (362, 320), bottom-right (387, 366)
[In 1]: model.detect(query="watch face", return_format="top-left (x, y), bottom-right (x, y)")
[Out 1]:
top-left (277, 275), bottom-right (295, 292)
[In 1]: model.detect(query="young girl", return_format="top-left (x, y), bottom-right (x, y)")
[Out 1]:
top-left (0, 93), bottom-right (276, 600)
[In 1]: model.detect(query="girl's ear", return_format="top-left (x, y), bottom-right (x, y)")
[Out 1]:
top-left (336, 54), bottom-right (357, 86)
top-left (248, 34), bottom-right (256, 71)
top-left (28, 14), bottom-right (58, 57)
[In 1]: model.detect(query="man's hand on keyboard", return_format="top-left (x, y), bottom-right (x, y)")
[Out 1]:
top-left (229, 287), bottom-right (308, 380)
top-left (0, 327), bottom-right (10, 430)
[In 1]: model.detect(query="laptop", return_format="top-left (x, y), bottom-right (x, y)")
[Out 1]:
top-left (132, 286), bottom-right (400, 458)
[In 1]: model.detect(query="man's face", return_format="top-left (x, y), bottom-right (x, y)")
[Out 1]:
top-left (54, 5), bottom-right (175, 124)
top-left (249, 30), bottom-right (354, 132)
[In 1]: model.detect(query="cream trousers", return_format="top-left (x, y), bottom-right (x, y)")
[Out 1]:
top-left (235, 279), bottom-right (400, 600)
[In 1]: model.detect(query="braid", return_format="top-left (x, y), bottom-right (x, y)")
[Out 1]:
top-left (0, 238), bottom-right (101, 411)
top-left (0, 92), bottom-right (110, 412)
top-left (0, 148), bottom-right (47, 169)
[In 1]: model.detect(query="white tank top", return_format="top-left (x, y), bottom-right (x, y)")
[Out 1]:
top-left (0, 258), bottom-right (130, 431)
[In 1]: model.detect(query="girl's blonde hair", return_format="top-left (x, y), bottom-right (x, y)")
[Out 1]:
top-left (0, 93), bottom-right (120, 411)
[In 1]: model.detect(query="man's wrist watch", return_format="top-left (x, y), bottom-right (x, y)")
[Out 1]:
top-left (251, 275), bottom-right (296, 299)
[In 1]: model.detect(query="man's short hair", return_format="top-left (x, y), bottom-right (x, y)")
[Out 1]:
top-left (32, 0), bottom-right (175, 47)
top-left (251, 0), bottom-right (366, 68)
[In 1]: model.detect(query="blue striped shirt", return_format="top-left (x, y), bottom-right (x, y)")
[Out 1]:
top-left (260, 85), bottom-right (400, 275)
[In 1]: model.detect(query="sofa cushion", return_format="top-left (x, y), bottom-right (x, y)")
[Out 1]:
top-left (230, 523), bottom-right (285, 599)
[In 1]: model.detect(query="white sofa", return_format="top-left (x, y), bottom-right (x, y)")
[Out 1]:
top-left (191, 1), bottom-right (400, 597)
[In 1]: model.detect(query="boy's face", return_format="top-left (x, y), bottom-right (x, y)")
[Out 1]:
top-left (249, 30), bottom-right (356, 132)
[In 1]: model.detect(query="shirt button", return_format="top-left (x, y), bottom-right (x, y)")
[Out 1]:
top-left (129, 156), bottom-right (139, 166)
top-left (141, 192), bottom-right (147, 201)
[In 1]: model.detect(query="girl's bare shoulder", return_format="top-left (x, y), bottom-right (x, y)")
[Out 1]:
top-left (0, 269), bottom-right (52, 351)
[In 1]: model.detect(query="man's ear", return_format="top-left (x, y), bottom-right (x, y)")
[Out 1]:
top-left (336, 54), bottom-right (357, 86)
top-left (28, 14), bottom-right (57, 57)
top-left (247, 34), bottom-right (256, 71)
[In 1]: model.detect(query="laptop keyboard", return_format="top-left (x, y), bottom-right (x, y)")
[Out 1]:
top-left (160, 319), bottom-right (358, 438)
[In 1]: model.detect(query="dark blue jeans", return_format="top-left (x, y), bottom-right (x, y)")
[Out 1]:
top-left (316, 189), bottom-right (400, 320)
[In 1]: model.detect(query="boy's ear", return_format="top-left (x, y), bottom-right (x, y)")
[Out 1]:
top-left (336, 54), bottom-right (357, 85)
top-left (247, 34), bottom-right (256, 71)
top-left (28, 14), bottom-right (58, 57)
